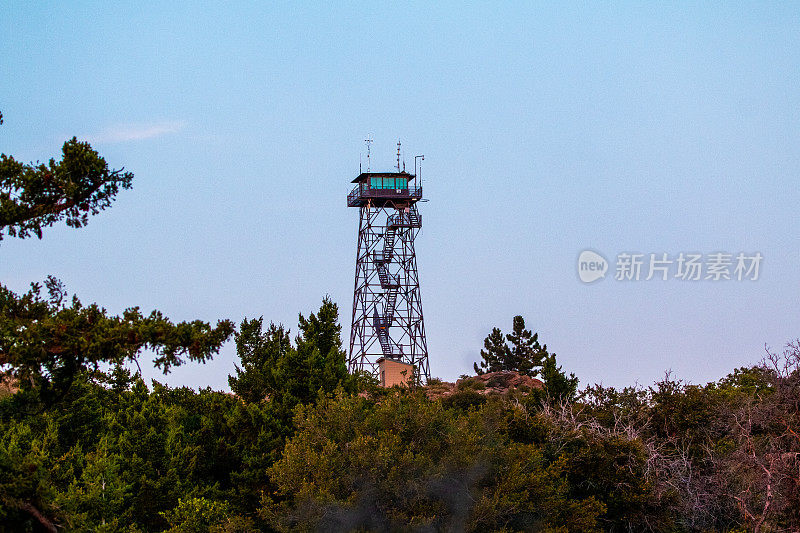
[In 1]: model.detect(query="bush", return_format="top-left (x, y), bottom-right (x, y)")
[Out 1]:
top-left (442, 389), bottom-right (487, 411)
top-left (456, 377), bottom-right (486, 391)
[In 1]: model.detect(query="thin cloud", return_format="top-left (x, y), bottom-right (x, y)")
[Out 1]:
top-left (85, 120), bottom-right (187, 143)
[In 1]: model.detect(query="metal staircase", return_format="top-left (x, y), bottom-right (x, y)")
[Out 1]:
top-left (371, 207), bottom-right (421, 357)
top-left (372, 308), bottom-right (392, 355)
top-left (388, 209), bottom-right (421, 229)
top-left (384, 288), bottom-right (397, 327)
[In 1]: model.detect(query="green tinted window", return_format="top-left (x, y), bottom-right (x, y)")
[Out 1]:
top-left (368, 177), bottom-right (407, 189)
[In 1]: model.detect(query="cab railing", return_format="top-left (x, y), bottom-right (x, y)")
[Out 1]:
top-left (347, 184), bottom-right (422, 207)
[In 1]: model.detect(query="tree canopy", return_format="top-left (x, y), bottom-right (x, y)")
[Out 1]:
top-left (0, 118), bottom-right (234, 400)
top-left (0, 277), bottom-right (233, 403)
top-left (474, 315), bottom-right (578, 400)
top-left (0, 137), bottom-right (133, 241)
top-left (229, 297), bottom-right (357, 418)
top-left (474, 316), bottom-right (545, 376)
top-left (0, 114), bottom-right (237, 528)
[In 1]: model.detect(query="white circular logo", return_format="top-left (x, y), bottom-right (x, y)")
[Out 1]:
top-left (578, 250), bottom-right (608, 283)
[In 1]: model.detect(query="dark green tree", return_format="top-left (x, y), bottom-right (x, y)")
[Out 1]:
top-left (297, 297), bottom-right (342, 360)
top-left (540, 352), bottom-right (579, 402)
top-left (473, 316), bottom-right (579, 401)
top-left (228, 319), bottom-right (291, 403)
top-left (506, 315), bottom-right (543, 375)
top-left (228, 297), bottom-right (356, 417)
top-left (0, 137), bottom-right (132, 241)
top-left (0, 115), bottom-right (234, 401)
top-left (474, 327), bottom-right (508, 375)
top-left (0, 276), bottom-right (234, 404)
top-left (473, 316), bottom-right (545, 376)
top-left (294, 296), bottom-right (353, 398)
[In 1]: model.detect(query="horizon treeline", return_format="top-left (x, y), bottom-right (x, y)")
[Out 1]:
top-left (2, 299), bottom-right (799, 531)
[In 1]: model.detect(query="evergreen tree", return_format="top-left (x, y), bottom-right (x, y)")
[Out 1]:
top-left (229, 297), bottom-right (355, 415)
top-left (473, 316), bottom-right (579, 400)
top-left (505, 315), bottom-right (544, 375)
top-left (297, 296), bottom-right (342, 361)
top-left (540, 352), bottom-right (579, 401)
top-left (228, 319), bottom-right (291, 403)
top-left (474, 316), bottom-right (545, 376)
top-left (474, 327), bottom-right (508, 374)
top-left (0, 116), bottom-right (234, 401)
top-left (0, 136), bottom-right (133, 241)
top-left (0, 276), bottom-right (233, 404)
top-left (294, 296), bottom-right (353, 399)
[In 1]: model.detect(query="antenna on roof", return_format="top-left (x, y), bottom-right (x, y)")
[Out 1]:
top-left (396, 140), bottom-right (401, 172)
top-left (365, 135), bottom-right (373, 173)
top-left (415, 154), bottom-right (425, 191)
top-left (359, 152), bottom-right (362, 174)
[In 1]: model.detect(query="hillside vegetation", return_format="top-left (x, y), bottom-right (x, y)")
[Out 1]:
top-left (2, 316), bottom-right (799, 531)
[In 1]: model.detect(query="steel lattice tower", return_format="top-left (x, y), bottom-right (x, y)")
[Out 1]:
top-left (347, 169), bottom-right (429, 382)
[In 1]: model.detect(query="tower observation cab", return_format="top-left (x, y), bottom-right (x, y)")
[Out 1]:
top-left (347, 167), bottom-right (429, 384)
top-left (346, 171), bottom-right (422, 207)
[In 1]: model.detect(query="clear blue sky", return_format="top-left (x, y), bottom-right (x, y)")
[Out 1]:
top-left (2, 2), bottom-right (798, 389)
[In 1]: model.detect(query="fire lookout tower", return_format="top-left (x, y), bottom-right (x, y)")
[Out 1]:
top-left (347, 157), bottom-right (429, 383)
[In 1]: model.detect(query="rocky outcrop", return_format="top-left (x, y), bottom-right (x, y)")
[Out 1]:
top-left (0, 375), bottom-right (19, 397)
top-left (425, 370), bottom-right (543, 400)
